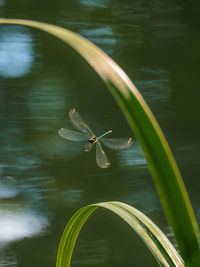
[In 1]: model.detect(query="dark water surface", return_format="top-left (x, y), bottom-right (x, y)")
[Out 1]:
top-left (0, 1), bottom-right (200, 266)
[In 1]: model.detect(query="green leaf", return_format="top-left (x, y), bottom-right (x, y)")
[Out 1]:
top-left (0, 19), bottom-right (199, 265)
top-left (56, 201), bottom-right (184, 267)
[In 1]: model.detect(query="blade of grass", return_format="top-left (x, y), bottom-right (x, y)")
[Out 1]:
top-left (0, 19), bottom-right (199, 264)
top-left (56, 201), bottom-right (184, 267)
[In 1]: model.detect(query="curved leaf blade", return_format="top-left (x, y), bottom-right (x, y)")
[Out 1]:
top-left (56, 201), bottom-right (184, 267)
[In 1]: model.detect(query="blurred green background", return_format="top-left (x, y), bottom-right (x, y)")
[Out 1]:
top-left (0, 1), bottom-right (200, 266)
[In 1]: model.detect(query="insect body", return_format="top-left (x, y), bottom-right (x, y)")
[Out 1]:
top-left (58, 108), bottom-right (133, 168)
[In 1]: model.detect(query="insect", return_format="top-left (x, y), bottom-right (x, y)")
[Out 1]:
top-left (58, 108), bottom-right (133, 168)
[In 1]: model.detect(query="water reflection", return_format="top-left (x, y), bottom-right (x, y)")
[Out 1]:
top-left (26, 68), bottom-right (87, 160)
top-left (136, 66), bottom-right (170, 103)
top-left (126, 186), bottom-right (160, 214)
top-left (148, 0), bottom-right (186, 46)
top-left (0, 249), bottom-right (17, 267)
top-left (72, 240), bottom-right (108, 265)
top-left (119, 142), bottom-right (146, 167)
top-left (59, 2), bottom-right (118, 56)
top-left (0, 176), bottom-right (50, 266)
top-left (112, 1), bottom-right (149, 48)
top-left (0, 204), bottom-right (48, 244)
top-left (28, 69), bottom-right (67, 131)
top-left (0, 176), bottom-right (19, 199)
top-left (0, 171), bottom-right (52, 267)
top-left (0, 26), bottom-right (34, 78)
top-left (54, 189), bottom-right (84, 207)
top-left (79, 0), bottom-right (109, 9)
top-left (0, 172), bottom-right (52, 246)
top-left (79, 26), bottom-right (117, 55)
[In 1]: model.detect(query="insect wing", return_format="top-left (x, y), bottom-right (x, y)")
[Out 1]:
top-left (101, 137), bottom-right (133, 150)
top-left (96, 141), bottom-right (110, 168)
top-left (58, 128), bottom-right (89, 141)
top-left (69, 108), bottom-right (94, 137)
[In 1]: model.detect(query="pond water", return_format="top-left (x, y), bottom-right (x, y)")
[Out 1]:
top-left (0, 1), bottom-right (200, 266)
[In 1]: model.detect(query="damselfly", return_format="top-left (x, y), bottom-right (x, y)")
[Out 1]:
top-left (58, 108), bottom-right (133, 168)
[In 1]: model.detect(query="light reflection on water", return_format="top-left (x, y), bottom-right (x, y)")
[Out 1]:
top-left (126, 187), bottom-right (160, 214)
top-left (119, 142), bottom-right (146, 167)
top-left (0, 27), bottom-right (34, 78)
top-left (0, 172), bottom-right (53, 246)
top-left (0, 204), bottom-right (48, 245)
top-left (0, 176), bottom-right (18, 199)
top-left (0, 249), bottom-right (17, 267)
top-left (79, 26), bottom-right (118, 56)
top-left (0, 175), bottom-right (51, 266)
top-left (136, 66), bottom-right (170, 103)
top-left (79, 0), bottom-right (110, 9)
top-left (72, 240), bottom-right (108, 265)
top-left (28, 70), bottom-right (68, 130)
top-left (0, 0), bottom-right (4, 6)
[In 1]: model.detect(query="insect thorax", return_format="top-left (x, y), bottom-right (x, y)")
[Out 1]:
top-left (89, 136), bottom-right (98, 144)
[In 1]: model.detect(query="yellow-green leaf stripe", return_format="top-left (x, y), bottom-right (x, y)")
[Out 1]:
top-left (56, 201), bottom-right (184, 267)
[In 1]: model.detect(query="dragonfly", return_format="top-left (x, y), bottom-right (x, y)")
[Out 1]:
top-left (58, 108), bottom-right (133, 168)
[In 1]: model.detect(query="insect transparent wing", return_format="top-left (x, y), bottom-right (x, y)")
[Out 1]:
top-left (69, 108), bottom-right (94, 137)
top-left (96, 141), bottom-right (110, 168)
top-left (101, 137), bottom-right (133, 150)
top-left (58, 128), bottom-right (89, 141)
